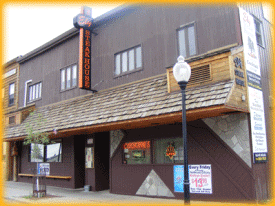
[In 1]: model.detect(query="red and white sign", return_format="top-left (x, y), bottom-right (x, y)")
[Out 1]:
top-left (189, 165), bottom-right (212, 194)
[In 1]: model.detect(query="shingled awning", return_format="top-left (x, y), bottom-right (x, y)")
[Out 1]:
top-left (4, 74), bottom-right (247, 141)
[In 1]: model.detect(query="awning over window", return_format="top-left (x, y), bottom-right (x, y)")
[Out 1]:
top-left (5, 74), bottom-right (248, 141)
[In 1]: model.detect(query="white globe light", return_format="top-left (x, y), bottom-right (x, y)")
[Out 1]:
top-left (173, 56), bottom-right (191, 83)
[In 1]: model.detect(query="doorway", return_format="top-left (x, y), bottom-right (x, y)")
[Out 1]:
top-left (85, 132), bottom-right (110, 191)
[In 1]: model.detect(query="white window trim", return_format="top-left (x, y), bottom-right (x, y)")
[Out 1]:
top-left (177, 23), bottom-right (197, 58)
top-left (28, 82), bottom-right (42, 103)
top-left (8, 83), bottom-right (15, 106)
top-left (114, 45), bottom-right (143, 77)
top-left (253, 17), bottom-right (265, 48)
top-left (60, 64), bottom-right (78, 91)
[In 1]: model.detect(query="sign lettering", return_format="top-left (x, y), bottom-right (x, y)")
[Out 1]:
top-left (239, 7), bottom-right (268, 163)
top-left (74, 6), bottom-right (93, 90)
top-left (73, 14), bottom-right (93, 29)
top-left (174, 165), bottom-right (212, 194)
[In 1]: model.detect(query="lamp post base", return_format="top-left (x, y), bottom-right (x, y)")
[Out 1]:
top-left (184, 182), bottom-right (190, 204)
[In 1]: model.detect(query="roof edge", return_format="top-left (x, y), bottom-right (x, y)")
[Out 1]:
top-left (17, 4), bottom-right (137, 64)
top-left (18, 28), bottom-right (79, 63)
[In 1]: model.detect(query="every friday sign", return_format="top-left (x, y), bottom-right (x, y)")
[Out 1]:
top-left (73, 6), bottom-right (93, 90)
top-left (174, 164), bottom-right (212, 194)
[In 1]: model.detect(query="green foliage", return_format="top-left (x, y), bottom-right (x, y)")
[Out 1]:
top-left (23, 112), bottom-right (51, 146)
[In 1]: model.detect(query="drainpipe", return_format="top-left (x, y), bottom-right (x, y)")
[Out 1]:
top-left (24, 80), bottom-right (32, 107)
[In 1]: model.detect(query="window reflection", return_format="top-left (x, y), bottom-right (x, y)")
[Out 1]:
top-left (46, 143), bottom-right (62, 162)
top-left (31, 143), bottom-right (44, 162)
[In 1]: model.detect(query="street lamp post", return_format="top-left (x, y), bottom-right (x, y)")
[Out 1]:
top-left (173, 56), bottom-right (191, 204)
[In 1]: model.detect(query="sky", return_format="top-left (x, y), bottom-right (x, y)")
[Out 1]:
top-left (3, 3), bottom-right (122, 63)
top-left (3, 2), bottom-right (273, 63)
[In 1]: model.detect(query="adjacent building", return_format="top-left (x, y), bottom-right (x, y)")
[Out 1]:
top-left (3, 3), bottom-right (272, 202)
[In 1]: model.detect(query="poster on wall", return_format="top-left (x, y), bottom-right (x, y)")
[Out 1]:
top-left (174, 165), bottom-right (185, 193)
top-left (37, 163), bottom-right (50, 176)
top-left (248, 87), bottom-right (268, 162)
top-left (174, 165), bottom-right (212, 194)
top-left (85, 147), bottom-right (94, 168)
top-left (239, 7), bottom-right (268, 163)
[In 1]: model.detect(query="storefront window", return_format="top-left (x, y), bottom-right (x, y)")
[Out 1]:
top-left (30, 140), bottom-right (62, 163)
top-left (123, 141), bottom-right (151, 164)
top-left (46, 142), bottom-right (62, 162)
top-left (30, 143), bottom-right (44, 162)
top-left (154, 138), bottom-right (184, 164)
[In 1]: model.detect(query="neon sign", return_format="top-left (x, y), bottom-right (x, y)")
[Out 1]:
top-left (73, 14), bottom-right (92, 30)
top-left (73, 6), bottom-right (93, 90)
top-left (123, 141), bottom-right (150, 150)
top-left (166, 142), bottom-right (176, 160)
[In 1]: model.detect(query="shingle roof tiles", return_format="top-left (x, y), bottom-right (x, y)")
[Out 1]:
top-left (5, 75), bottom-right (234, 139)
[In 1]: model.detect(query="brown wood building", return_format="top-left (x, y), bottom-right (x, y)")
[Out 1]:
top-left (3, 3), bottom-right (272, 202)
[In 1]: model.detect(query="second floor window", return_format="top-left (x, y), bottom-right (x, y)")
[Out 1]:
top-left (114, 45), bottom-right (142, 76)
top-left (29, 82), bottom-right (42, 102)
top-left (254, 18), bottom-right (264, 47)
top-left (8, 83), bottom-right (15, 106)
top-left (61, 64), bottom-right (77, 90)
top-left (177, 23), bottom-right (197, 58)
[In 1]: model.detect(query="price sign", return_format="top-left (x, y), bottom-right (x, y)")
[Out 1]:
top-left (174, 164), bottom-right (212, 194)
top-left (189, 165), bottom-right (212, 194)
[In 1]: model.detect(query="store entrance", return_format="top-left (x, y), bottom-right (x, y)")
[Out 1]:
top-left (85, 132), bottom-right (110, 191)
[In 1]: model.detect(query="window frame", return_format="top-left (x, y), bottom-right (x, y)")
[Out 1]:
top-left (153, 137), bottom-right (184, 164)
top-left (29, 139), bottom-right (62, 163)
top-left (60, 64), bottom-right (78, 91)
top-left (122, 136), bottom-right (185, 166)
top-left (122, 140), bottom-right (151, 165)
top-left (28, 82), bottom-right (42, 103)
top-left (8, 82), bottom-right (15, 106)
top-left (177, 22), bottom-right (197, 58)
top-left (114, 45), bottom-right (143, 77)
top-left (253, 17), bottom-right (265, 48)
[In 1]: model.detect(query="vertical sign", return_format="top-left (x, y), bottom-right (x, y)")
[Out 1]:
top-left (174, 165), bottom-right (212, 194)
top-left (73, 6), bottom-right (93, 90)
top-left (174, 165), bottom-right (184, 192)
top-left (239, 7), bottom-right (268, 163)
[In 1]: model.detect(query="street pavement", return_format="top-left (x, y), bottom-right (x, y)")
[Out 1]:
top-left (2, 181), bottom-right (256, 205)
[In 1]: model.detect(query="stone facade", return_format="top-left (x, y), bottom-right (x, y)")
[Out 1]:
top-left (110, 130), bottom-right (125, 158)
top-left (203, 113), bottom-right (251, 167)
top-left (136, 169), bottom-right (175, 197)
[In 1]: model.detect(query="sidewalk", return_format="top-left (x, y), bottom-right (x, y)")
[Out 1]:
top-left (2, 181), bottom-right (254, 205)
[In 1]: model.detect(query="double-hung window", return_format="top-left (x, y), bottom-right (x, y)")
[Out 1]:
top-left (8, 83), bottom-right (15, 106)
top-left (61, 64), bottom-right (77, 90)
top-left (29, 82), bottom-right (42, 102)
top-left (254, 17), bottom-right (264, 47)
top-left (177, 23), bottom-right (197, 58)
top-left (114, 45), bottom-right (142, 76)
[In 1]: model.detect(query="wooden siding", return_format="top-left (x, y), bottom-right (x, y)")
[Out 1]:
top-left (167, 51), bottom-right (232, 93)
top-left (91, 6), bottom-right (240, 92)
top-left (110, 121), bottom-right (255, 201)
top-left (18, 136), bottom-right (85, 189)
top-left (18, 35), bottom-right (93, 108)
top-left (167, 48), bottom-right (249, 112)
top-left (226, 47), bottom-right (249, 110)
top-left (3, 63), bottom-right (19, 114)
top-left (18, 5), bottom-right (240, 108)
